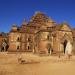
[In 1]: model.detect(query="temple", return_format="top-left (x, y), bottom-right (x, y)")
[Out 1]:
top-left (0, 11), bottom-right (75, 55)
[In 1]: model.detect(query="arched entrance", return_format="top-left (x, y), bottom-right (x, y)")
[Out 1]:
top-left (63, 40), bottom-right (67, 54)
top-left (47, 43), bottom-right (53, 55)
top-left (61, 33), bottom-right (73, 54)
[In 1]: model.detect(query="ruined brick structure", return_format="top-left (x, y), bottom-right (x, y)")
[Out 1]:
top-left (6, 12), bottom-right (75, 55)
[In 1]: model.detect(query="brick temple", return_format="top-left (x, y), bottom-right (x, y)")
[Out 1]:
top-left (0, 11), bottom-right (75, 55)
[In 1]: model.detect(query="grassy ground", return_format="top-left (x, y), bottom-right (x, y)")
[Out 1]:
top-left (0, 52), bottom-right (75, 75)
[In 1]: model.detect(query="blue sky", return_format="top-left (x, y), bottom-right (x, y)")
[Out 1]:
top-left (0, 0), bottom-right (75, 32)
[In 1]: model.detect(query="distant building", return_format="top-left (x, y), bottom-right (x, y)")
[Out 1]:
top-left (1, 11), bottom-right (75, 55)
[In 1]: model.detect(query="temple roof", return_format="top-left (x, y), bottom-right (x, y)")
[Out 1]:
top-left (12, 24), bottom-right (17, 27)
top-left (28, 11), bottom-right (55, 27)
top-left (22, 19), bottom-right (27, 25)
top-left (55, 22), bottom-right (71, 31)
top-left (10, 24), bottom-right (18, 32)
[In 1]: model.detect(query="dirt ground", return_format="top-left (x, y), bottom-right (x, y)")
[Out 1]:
top-left (0, 52), bottom-right (75, 75)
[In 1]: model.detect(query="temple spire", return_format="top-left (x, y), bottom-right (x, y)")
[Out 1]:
top-left (22, 18), bottom-right (27, 25)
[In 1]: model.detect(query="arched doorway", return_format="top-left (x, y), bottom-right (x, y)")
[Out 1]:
top-left (63, 40), bottom-right (67, 54)
top-left (61, 33), bottom-right (73, 54)
top-left (47, 43), bottom-right (53, 55)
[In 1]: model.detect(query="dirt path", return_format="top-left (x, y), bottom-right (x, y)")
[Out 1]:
top-left (0, 52), bottom-right (75, 75)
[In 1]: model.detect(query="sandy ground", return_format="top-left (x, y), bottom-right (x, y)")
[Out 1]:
top-left (0, 52), bottom-right (75, 75)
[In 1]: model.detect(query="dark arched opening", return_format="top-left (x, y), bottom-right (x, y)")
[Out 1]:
top-left (63, 40), bottom-right (67, 54)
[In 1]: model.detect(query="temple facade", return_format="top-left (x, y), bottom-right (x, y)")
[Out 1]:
top-left (3, 12), bottom-right (75, 55)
